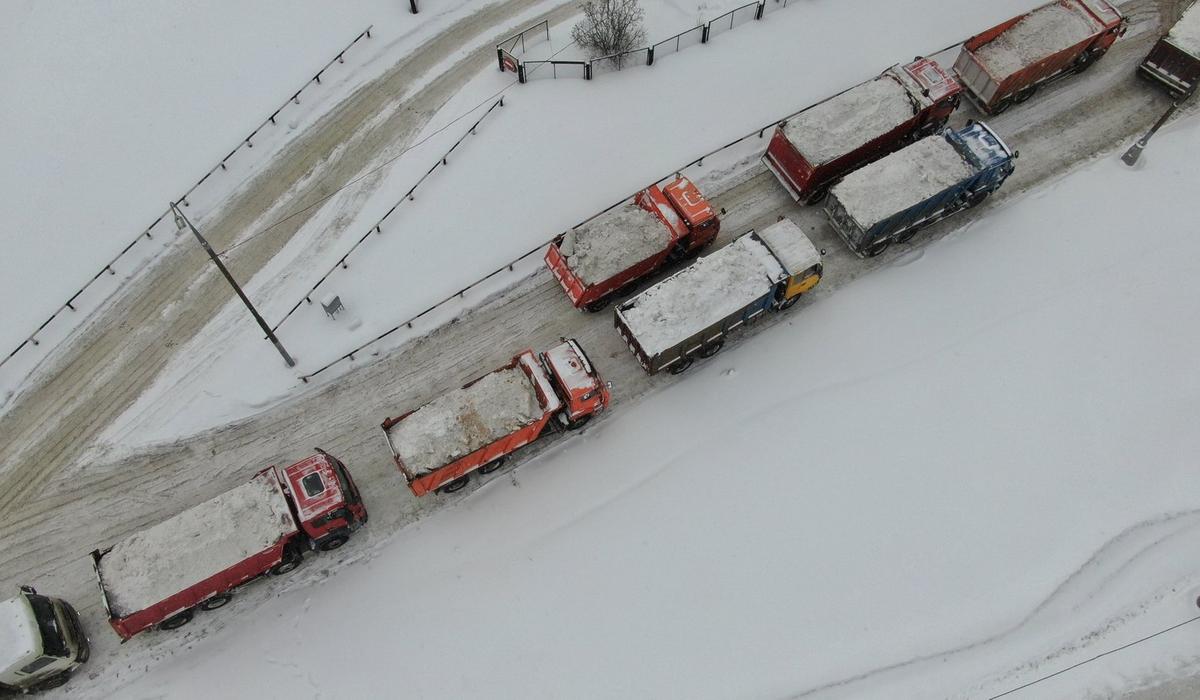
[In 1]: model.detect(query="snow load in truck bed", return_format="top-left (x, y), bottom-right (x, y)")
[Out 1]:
top-left (974, 2), bottom-right (1101, 77)
top-left (561, 203), bottom-right (671, 286)
top-left (832, 135), bottom-right (974, 231)
top-left (1168, 3), bottom-right (1200, 57)
top-left (388, 366), bottom-right (542, 476)
top-left (99, 473), bottom-right (294, 618)
top-left (782, 76), bottom-right (915, 166)
top-left (621, 235), bottom-right (784, 357)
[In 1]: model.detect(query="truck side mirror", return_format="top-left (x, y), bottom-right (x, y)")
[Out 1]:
top-left (1013, 150), bottom-right (1020, 159)
top-left (19, 585), bottom-right (36, 595)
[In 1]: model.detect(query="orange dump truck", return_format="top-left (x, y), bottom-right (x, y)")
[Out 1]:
top-left (545, 177), bottom-right (720, 312)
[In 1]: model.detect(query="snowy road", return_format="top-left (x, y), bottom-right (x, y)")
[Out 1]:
top-left (0, 0), bottom-right (1193, 695)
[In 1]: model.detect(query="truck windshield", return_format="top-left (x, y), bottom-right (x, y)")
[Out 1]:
top-left (26, 596), bottom-right (68, 658)
top-left (330, 460), bottom-right (358, 504)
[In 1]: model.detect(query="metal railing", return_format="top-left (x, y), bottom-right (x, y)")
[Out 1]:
top-left (271, 98), bottom-right (508, 332)
top-left (2, 24), bottom-right (376, 373)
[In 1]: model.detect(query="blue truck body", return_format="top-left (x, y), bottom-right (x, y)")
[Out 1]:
top-left (824, 121), bottom-right (1017, 257)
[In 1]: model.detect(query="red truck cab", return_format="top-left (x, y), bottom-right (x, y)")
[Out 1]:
top-left (545, 177), bottom-right (720, 312)
top-left (541, 338), bottom-right (611, 425)
top-left (281, 451), bottom-right (368, 545)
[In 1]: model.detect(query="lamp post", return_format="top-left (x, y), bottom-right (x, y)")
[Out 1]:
top-left (171, 202), bottom-right (296, 368)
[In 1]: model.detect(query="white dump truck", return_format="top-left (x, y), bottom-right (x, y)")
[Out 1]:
top-left (0, 587), bottom-right (88, 693)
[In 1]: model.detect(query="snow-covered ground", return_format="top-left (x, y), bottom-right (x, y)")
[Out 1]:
top-left (0, 0), bottom-right (552, 398)
top-left (107, 115), bottom-right (1200, 699)
top-left (100, 0), bottom-right (1036, 447)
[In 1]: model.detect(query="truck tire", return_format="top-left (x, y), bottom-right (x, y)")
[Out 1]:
top-left (805, 185), bottom-right (830, 205)
top-left (200, 593), bottom-right (233, 611)
top-left (865, 239), bottom-right (891, 258)
top-left (965, 190), bottom-right (990, 208)
top-left (1012, 84), bottom-right (1037, 104)
top-left (479, 456), bottom-right (507, 474)
top-left (565, 414), bottom-right (592, 431)
top-left (777, 295), bottom-right (800, 310)
top-left (1074, 49), bottom-right (1100, 73)
top-left (668, 357), bottom-right (694, 375)
top-left (991, 97), bottom-right (1012, 115)
top-left (271, 556), bottom-right (302, 576)
top-left (698, 340), bottom-right (724, 358)
top-left (318, 534), bottom-right (349, 551)
top-left (160, 609), bottom-right (194, 631)
top-left (584, 298), bottom-right (611, 313)
top-left (440, 475), bottom-right (470, 494)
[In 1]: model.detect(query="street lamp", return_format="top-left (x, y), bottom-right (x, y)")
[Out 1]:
top-left (171, 202), bottom-right (296, 368)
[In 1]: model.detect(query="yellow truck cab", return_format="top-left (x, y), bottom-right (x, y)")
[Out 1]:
top-left (0, 587), bottom-right (89, 693)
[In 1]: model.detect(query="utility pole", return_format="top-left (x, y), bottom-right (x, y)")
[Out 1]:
top-left (171, 202), bottom-right (296, 367)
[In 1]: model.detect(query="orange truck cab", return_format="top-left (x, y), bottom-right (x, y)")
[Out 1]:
top-left (545, 176), bottom-right (720, 312)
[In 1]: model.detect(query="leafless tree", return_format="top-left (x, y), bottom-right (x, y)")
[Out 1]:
top-left (571, 0), bottom-right (647, 58)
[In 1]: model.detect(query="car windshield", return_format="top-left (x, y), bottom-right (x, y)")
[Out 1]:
top-left (26, 596), bottom-right (67, 658)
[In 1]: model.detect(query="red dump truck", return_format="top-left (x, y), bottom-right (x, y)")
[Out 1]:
top-left (91, 451), bottom-right (366, 639)
top-left (954, 0), bottom-right (1126, 114)
top-left (1138, 2), bottom-right (1200, 98)
top-left (545, 177), bottom-right (720, 312)
top-left (382, 339), bottom-right (610, 496)
top-left (764, 58), bottom-right (962, 204)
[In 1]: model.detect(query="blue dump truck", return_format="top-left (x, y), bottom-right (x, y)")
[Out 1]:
top-left (824, 121), bottom-right (1016, 257)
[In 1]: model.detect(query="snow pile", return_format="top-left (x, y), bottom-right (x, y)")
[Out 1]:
top-left (620, 234), bottom-right (784, 357)
top-left (388, 366), bottom-right (542, 476)
top-left (0, 597), bottom-right (35, 673)
top-left (782, 74), bottom-right (915, 165)
top-left (98, 473), bottom-right (294, 617)
top-left (757, 218), bottom-right (821, 275)
top-left (832, 134), bottom-right (973, 231)
top-left (1167, 2), bottom-right (1200, 56)
top-left (975, 2), bottom-right (1100, 77)
top-left (561, 204), bottom-right (671, 286)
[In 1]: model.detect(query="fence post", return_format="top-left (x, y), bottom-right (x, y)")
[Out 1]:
top-left (409, 0), bottom-right (418, 13)
top-left (702, 24), bottom-right (711, 43)
top-left (518, 63), bottom-right (527, 83)
top-left (497, 48), bottom-right (505, 71)
top-left (585, 62), bottom-right (593, 80)
top-left (647, 46), bottom-right (655, 66)
top-left (756, 1), bottom-right (765, 19)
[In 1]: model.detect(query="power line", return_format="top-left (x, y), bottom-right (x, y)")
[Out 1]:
top-left (218, 39), bottom-right (577, 258)
top-left (989, 614), bottom-right (1200, 699)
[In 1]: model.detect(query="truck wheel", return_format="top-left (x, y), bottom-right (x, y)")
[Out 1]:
top-left (777, 295), bottom-right (800, 310)
top-left (1074, 49), bottom-right (1099, 73)
top-left (698, 340), bottom-right (724, 358)
top-left (965, 191), bottom-right (990, 208)
top-left (991, 98), bottom-right (1012, 115)
top-left (1012, 84), bottom-right (1037, 104)
top-left (160, 609), bottom-right (194, 631)
top-left (668, 357), bottom-right (694, 375)
top-left (440, 475), bottom-right (470, 494)
top-left (865, 239), bottom-right (891, 258)
top-left (479, 456), bottom-right (507, 474)
top-left (565, 414), bottom-right (592, 431)
top-left (270, 556), bottom-right (302, 576)
top-left (894, 227), bottom-right (919, 244)
top-left (199, 593), bottom-right (233, 611)
top-left (584, 298), bottom-right (610, 313)
top-left (805, 185), bottom-right (830, 205)
top-left (319, 534), bottom-right (349, 551)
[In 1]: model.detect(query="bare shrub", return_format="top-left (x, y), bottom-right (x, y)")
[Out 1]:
top-left (571, 0), bottom-right (647, 58)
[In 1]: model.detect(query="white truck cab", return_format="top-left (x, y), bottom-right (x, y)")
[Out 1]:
top-left (0, 587), bottom-right (89, 693)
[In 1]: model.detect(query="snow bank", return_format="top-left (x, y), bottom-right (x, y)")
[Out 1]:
top-left (561, 204), bottom-right (670, 287)
top-left (782, 74), bottom-right (916, 165)
top-left (1167, 2), bottom-right (1200, 57)
top-left (757, 218), bottom-right (821, 275)
top-left (832, 134), bottom-right (973, 231)
top-left (0, 597), bottom-right (35, 673)
top-left (388, 366), bottom-right (542, 476)
top-left (620, 234), bottom-right (784, 357)
top-left (975, 2), bottom-right (1100, 77)
top-left (99, 473), bottom-right (294, 617)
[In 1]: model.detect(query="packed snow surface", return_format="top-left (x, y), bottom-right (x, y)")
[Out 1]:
top-left (0, 597), bottom-right (35, 672)
top-left (1167, 2), bottom-right (1200, 56)
top-left (782, 74), bottom-right (916, 166)
top-left (561, 204), bottom-right (671, 287)
top-left (757, 218), bottom-right (821, 275)
top-left (388, 366), bottom-right (542, 476)
top-left (98, 473), bottom-right (294, 617)
top-left (832, 134), bottom-right (974, 232)
top-left (620, 234), bottom-right (784, 358)
top-left (974, 2), bottom-right (1101, 77)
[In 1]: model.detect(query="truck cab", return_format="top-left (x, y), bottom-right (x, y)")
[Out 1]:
top-left (900, 57), bottom-right (962, 127)
top-left (947, 121), bottom-right (1017, 190)
top-left (540, 339), bottom-right (611, 427)
top-left (278, 451), bottom-right (367, 551)
top-left (658, 176), bottom-right (720, 252)
top-left (0, 587), bottom-right (88, 693)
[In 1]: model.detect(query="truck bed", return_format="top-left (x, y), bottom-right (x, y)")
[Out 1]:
top-left (974, 2), bottom-right (1101, 77)
top-left (832, 135), bottom-right (974, 232)
top-left (98, 472), bottom-right (294, 618)
top-left (560, 203), bottom-right (671, 287)
top-left (386, 365), bottom-right (543, 476)
top-left (782, 76), bottom-right (915, 166)
top-left (617, 235), bottom-right (784, 358)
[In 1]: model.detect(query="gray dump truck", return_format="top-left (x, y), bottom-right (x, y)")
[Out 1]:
top-left (614, 220), bottom-right (822, 375)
